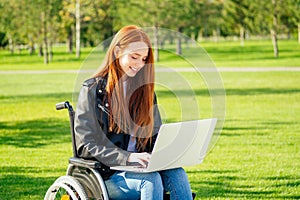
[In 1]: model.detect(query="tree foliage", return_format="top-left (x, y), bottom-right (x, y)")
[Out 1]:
top-left (0, 0), bottom-right (299, 61)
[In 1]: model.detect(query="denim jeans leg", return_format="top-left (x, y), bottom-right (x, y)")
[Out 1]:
top-left (159, 168), bottom-right (193, 200)
top-left (137, 172), bottom-right (164, 200)
top-left (105, 171), bottom-right (164, 200)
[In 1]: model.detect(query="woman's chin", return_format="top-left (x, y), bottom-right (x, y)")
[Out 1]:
top-left (126, 70), bottom-right (138, 77)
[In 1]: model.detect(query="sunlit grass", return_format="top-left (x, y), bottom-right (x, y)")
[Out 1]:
top-left (1, 40), bottom-right (300, 70)
top-left (0, 40), bottom-right (299, 199)
top-left (200, 40), bottom-right (300, 67)
top-left (0, 71), bottom-right (299, 199)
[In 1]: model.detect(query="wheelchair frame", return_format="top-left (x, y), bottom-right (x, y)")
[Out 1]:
top-left (44, 101), bottom-right (109, 200)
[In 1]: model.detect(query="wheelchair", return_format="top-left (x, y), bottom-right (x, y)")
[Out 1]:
top-left (44, 101), bottom-right (196, 200)
top-left (44, 101), bottom-right (109, 200)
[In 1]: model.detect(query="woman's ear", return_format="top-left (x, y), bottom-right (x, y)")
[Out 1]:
top-left (114, 46), bottom-right (121, 58)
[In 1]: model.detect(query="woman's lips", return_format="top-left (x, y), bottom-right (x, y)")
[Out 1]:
top-left (130, 66), bottom-right (139, 72)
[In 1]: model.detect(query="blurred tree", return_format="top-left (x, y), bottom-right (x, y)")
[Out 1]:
top-left (60, 0), bottom-right (76, 53)
top-left (237, 0), bottom-right (284, 58)
top-left (270, 0), bottom-right (280, 58)
top-left (113, 0), bottom-right (171, 60)
top-left (75, 0), bottom-right (80, 58)
top-left (81, 0), bottom-right (114, 50)
top-left (37, 0), bottom-right (62, 63)
top-left (290, 0), bottom-right (300, 43)
top-left (0, 32), bottom-right (7, 47)
top-left (223, 0), bottom-right (252, 46)
top-left (166, 0), bottom-right (191, 55)
top-left (0, 0), bottom-right (62, 62)
top-left (1, 0), bottom-right (300, 63)
top-left (0, 0), bottom-right (22, 54)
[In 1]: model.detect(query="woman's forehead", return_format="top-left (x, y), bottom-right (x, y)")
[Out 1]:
top-left (123, 42), bottom-right (149, 56)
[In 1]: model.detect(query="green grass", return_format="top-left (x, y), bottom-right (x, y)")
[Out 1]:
top-left (0, 41), bottom-right (299, 199)
top-left (0, 46), bottom-right (99, 70)
top-left (0, 71), bottom-right (299, 199)
top-left (1, 40), bottom-right (300, 70)
top-left (200, 40), bottom-right (300, 67)
top-left (187, 72), bottom-right (300, 199)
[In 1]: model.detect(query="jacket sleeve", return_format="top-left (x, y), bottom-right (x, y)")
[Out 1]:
top-left (74, 82), bottom-right (130, 166)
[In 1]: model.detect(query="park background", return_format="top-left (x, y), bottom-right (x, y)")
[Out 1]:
top-left (0, 0), bottom-right (299, 199)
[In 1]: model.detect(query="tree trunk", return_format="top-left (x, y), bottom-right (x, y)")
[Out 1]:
top-left (75, 0), bottom-right (81, 58)
top-left (197, 29), bottom-right (203, 42)
top-left (213, 27), bottom-right (220, 42)
top-left (298, 22), bottom-right (300, 44)
top-left (176, 27), bottom-right (182, 55)
top-left (153, 25), bottom-right (159, 62)
top-left (49, 41), bottom-right (53, 62)
top-left (38, 44), bottom-right (43, 57)
top-left (28, 37), bottom-right (35, 55)
top-left (28, 45), bottom-right (34, 55)
top-left (8, 35), bottom-right (14, 54)
top-left (240, 26), bottom-right (245, 46)
top-left (271, 29), bottom-right (278, 58)
top-left (271, 0), bottom-right (279, 58)
top-left (42, 11), bottom-right (49, 64)
top-left (66, 27), bottom-right (73, 53)
top-left (18, 46), bottom-right (21, 54)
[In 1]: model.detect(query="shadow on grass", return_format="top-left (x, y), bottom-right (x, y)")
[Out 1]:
top-left (0, 92), bottom-right (76, 101)
top-left (264, 175), bottom-right (300, 188)
top-left (156, 87), bottom-right (300, 98)
top-left (220, 119), bottom-right (299, 136)
top-left (187, 169), bottom-right (300, 199)
top-left (225, 88), bottom-right (300, 96)
top-left (0, 49), bottom-right (92, 65)
top-left (0, 166), bottom-right (64, 200)
top-left (0, 118), bottom-right (71, 148)
top-left (1, 87), bottom-right (299, 103)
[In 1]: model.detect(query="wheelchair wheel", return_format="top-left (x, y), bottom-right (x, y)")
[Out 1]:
top-left (44, 175), bottom-right (88, 200)
top-left (67, 164), bottom-right (109, 200)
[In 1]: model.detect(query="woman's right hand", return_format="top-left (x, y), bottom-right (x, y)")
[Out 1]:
top-left (127, 152), bottom-right (151, 168)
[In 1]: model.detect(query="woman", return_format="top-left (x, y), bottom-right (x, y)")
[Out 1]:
top-left (74, 25), bottom-right (193, 200)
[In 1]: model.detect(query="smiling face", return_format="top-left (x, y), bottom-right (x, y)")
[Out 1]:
top-left (115, 41), bottom-right (149, 78)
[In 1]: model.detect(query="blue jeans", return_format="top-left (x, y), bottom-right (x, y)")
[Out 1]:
top-left (105, 168), bottom-right (193, 200)
top-left (160, 168), bottom-right (193, 200)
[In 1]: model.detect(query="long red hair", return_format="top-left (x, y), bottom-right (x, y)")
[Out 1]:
top-left (93, 25), bottom-right (155, 151)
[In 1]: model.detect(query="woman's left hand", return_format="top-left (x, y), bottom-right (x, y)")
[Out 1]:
top-left (127, 152), bottom-right (151, 168)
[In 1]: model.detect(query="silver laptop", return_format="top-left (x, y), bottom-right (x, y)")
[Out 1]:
top-left (110, 118), bottom-right (217, 173)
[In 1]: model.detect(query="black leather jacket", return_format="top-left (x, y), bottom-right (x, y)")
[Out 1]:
top-left (74, 76), bottom-right (162, 179)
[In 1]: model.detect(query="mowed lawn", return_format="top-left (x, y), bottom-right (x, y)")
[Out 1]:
top-left (0, 40), bottom-right (299, 199)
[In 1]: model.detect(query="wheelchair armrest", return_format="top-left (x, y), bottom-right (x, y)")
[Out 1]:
top-left (69, 157), bottom-right (101, 169)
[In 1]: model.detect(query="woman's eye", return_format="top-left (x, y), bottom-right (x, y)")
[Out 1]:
top-left (131, 56), bottom-right (138, 59)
